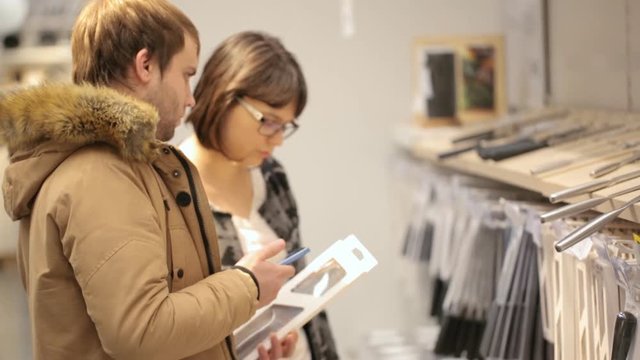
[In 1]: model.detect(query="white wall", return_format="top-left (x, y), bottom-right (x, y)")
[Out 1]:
top-left (630, 0), bottom-right (640, 110)
top-left (548, 0), bottom-right (628, 109)
top-left (548, 0), bottom-right (638, 111)
top-left (172, 1), bottom-right (503, 357)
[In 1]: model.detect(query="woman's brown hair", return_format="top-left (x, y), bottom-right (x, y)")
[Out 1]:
top-left (71, 0), bottom-right (200, 86)
top-left (187, 31), bottom-right (307, 150)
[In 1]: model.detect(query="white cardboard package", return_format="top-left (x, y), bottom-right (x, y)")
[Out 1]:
top-left (234, 234), bottom-right (378, 360)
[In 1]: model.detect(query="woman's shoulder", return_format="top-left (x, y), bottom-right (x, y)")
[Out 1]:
top-left (260, 157), bottom-right (291, 184)
top-left (260, 156), bottom-right (286, 174)
top-left (260, 157), bottom-right (294, 199)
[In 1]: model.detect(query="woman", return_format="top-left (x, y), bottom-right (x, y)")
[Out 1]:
top-left (181, 31), bottom-right (338, 360)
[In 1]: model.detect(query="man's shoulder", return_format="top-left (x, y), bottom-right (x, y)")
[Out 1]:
top-left (68, 143), bottom-right (146, 165)
top-left (56, 144), bottom-right (150, 181)
top-left (39, 144), bottom-right (156, 210)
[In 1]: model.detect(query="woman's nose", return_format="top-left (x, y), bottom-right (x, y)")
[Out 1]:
top-left (268, 131), bottom-right (285, 146)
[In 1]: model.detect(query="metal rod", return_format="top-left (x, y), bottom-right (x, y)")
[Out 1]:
top-left (554, 194), bottom-right (640, 252)
top-left (590, 150), bottom-right (640, 178)
top-left (549, 169), bottom-right (640, 203)
top-left (540, 184), bottom-right (640, 223)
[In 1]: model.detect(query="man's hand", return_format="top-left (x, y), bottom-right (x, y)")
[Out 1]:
top-left (257, 332), bottom-right (299, 359)
top-left (235, 239), bottom-right (295, 308)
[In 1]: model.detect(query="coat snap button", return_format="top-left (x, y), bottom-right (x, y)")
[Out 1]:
top-left (176, 191), bottom-right (191, 207)
top-left (176, 268), bottom-right (184, 279)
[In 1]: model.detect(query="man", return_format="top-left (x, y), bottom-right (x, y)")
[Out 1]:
top-left (0, 0), bottom-right (295, 359)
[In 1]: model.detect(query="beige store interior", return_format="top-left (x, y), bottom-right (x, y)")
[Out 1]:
top-left (1, 0), bottom-right (639, 359)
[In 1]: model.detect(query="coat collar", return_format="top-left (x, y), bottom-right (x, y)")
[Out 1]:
top-left (0, 83), bottom-right (160, 161)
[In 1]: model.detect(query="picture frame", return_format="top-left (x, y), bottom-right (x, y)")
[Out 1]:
top-left (412, 35), bottom-right (507, 127)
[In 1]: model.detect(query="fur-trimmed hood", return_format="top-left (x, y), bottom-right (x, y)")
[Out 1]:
top-left (1, 83), bottom-right (161, 219)
top-left (0, 83), bottom-right (160, 159)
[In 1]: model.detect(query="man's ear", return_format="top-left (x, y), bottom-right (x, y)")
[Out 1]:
top-left (132, 48), bottom-right (155, 84)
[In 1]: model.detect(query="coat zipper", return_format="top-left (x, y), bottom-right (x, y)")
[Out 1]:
top-left (169, 147), bottom-right (214, 274)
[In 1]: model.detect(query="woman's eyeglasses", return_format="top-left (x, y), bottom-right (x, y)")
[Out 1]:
top-left (235, 97), bottom-right (299, 139)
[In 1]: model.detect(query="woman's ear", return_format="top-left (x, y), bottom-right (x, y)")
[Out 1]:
top-left (132, 48), bottom-right (154, 84)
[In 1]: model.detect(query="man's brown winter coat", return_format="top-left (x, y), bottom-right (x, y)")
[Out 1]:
top-left (0, 84), bottom-right (258, 360)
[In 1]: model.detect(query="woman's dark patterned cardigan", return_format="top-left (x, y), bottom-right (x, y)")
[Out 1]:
top-left (212, 157), bottom-right (339, 360)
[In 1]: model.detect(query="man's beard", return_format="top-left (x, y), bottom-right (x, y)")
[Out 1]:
top-left (147, 85), bottom-right (179, 141)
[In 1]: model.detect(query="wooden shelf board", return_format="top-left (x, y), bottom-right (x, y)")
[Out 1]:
top-left (408, 121), bottom-right (640, 224)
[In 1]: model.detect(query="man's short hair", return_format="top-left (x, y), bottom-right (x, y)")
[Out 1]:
top-left (71, 0), bottom-right (200, 85)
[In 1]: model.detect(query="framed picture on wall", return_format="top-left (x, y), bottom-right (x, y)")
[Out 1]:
top-left (412, 35), bottom-right (507, 127)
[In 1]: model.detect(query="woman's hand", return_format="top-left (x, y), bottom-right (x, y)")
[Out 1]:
top-left (257, 331), bottom-right (299, 359)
